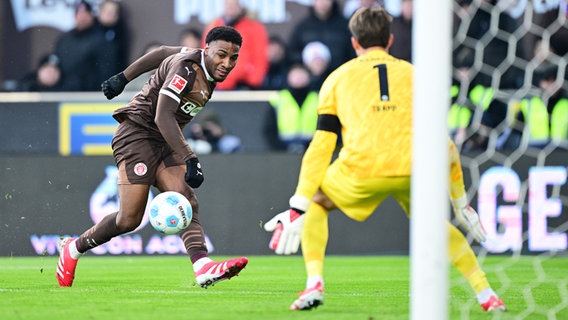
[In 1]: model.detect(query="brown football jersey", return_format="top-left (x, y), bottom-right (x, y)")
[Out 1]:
top-left (113, 49), bottom-right (215, 128)
top-left (112, 48), bottom-right (216, 161)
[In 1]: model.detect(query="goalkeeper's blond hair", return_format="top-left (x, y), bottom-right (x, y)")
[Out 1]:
top-left (348, 6), bottom-right (392, 49)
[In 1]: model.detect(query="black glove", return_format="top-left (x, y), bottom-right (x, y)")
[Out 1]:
top-left (185, 158), bottom-right (204, 188)
top-left (101, 72), bottom-right (128, 100)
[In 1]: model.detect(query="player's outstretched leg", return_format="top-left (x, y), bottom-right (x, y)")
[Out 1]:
top-left (194, 256), bottom-right (248, 288)
top-left (290, 281), bottom-right (324, 310)
top-left (447, 224), bottom-right (506, 312)
top-left (56, 237), bottom-right (81, 287)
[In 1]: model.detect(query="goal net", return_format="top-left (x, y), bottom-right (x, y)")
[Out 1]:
top-left (413, 0), bottom-right (567, 318)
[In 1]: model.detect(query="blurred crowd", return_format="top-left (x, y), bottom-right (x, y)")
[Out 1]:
top-left (449, 0), bottom-right (568, 152)
top-left (10, 0), bottom-right (568, 152)
top-left (17, 0), bottom-right (128, 92)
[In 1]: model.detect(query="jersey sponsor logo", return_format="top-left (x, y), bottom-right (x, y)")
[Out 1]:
top-left (168, 74), bottom-right (187, 94)
top-left (180, 102), bottom-right (203, 116)
top-left (134, 162), bottom-right (148, 176)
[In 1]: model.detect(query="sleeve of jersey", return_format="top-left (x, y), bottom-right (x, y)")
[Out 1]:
top-left (123, 45), bottom-right (186, 81)
top-left (448, 138), bottom-right (466, 200)
top-left (294, 130), bottom-right (338, 199)
top-left (154, 62), bottom-right (197, 162)
top-left (155, 97), bottom-right (194, 161)
top-left (294, 77), bottom-right (340, 200)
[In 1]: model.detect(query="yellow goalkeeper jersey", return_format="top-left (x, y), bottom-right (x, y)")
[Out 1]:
top-left (295, 49), bottom-right (414, 199)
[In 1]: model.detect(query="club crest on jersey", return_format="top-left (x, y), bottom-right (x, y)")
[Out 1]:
top-left (168, 74), bottom-right (187, 94)
top-left (134, 162), bottom-right (148, 176)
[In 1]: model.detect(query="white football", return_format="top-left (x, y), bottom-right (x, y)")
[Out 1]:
top-left (148, 191), bottom-right (192, 235)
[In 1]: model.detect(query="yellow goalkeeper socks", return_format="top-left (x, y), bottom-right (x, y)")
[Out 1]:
top-left (302, 202), bottom-right (329, 277)
top-left (448, 223), bottom-right (490, 293)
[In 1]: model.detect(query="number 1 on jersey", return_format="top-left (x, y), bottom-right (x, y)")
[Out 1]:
top-left (374, 64), bottom-right (389, 101)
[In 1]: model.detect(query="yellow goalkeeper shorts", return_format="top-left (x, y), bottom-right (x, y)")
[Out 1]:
top-left (321, 160), bottom-right (411, 222)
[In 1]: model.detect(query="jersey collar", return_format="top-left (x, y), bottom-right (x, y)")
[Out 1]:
top-left (200, 50), bottom-right (214, 82)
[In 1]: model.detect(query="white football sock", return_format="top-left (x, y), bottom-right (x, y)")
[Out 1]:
top-left (477, 287), bottom-right (497, 304)
top-left (68, 239), bottom-right (82, 260)
top-left (306, 276), bottom-right (324, 289)
top-left (193, 257), bottom-right (213, 272)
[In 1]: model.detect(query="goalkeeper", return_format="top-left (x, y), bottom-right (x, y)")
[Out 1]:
top-left (263, 6), bottom-right (506, 312)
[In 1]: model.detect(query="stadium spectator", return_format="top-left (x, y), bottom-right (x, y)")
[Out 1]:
top-left (452, 1), bottom-right (526, 151)
top-left (56, 26), bottom-right (248, 289)
top-left (448, 48), bottom-right (475, 145)
top-left (261, 35), bottom-right (290, 90)
top-left (287, 0), bottom-right (355, 77)
top-left (16, 53), bottom-right (64, 92)
top-left (389, 0), bottom-right (413, 62)
top-left (201, 0), bottom-right (269, 90)
top-left (263, 7), bottom-right (506, 312)
top-left (498, 63), bottom-right (568, 150)
top-left (263, 64), bottom-right (318, 153)
top-left (449, 45), bottom-right (499, 150)
top-left (179, 27), bottom-right (202, 49)
top-left (96, 0), bottom-right (130, 74)
top-left (521, 1), bottom-right (568, 65)
top-left (301, 41), bottom-right (332, 90)
top-left (54, 1), bottom-right (114, 91)
top-left (185, 108), bottom-right (242, 154)
top-left (453, 0), bottom-right (524, 90)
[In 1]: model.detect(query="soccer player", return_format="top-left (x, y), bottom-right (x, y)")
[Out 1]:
top-left (263, 6), bottom-right (506, 312)
top-left (56, 26), bottom-right (248, 288)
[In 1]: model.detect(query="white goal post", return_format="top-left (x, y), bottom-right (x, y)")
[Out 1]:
top-left (410, 0), bottom-right (452, 319)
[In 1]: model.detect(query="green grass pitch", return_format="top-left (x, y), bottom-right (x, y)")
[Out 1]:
top-left (1, 255), bottom-right (567, 319)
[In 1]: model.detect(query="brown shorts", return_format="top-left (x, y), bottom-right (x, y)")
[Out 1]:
top-left (112, 120), bottom-right (185, 185)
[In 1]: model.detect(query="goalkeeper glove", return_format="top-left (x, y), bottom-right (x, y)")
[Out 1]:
top-left (263, 195), bottom-right (310, 255)
top-left (101, 72), bottom-right (128, 100)
top-left (185, 157), bottom-right (204, 188)
top-left (452, 196), bottom-right (486, 243)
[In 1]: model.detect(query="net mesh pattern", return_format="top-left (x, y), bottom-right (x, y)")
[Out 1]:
top-left (449, 1), bottom-right (568, 318)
